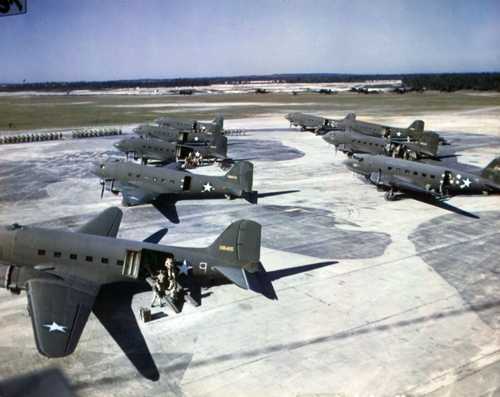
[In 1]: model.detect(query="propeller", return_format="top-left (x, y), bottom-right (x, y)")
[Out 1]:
top-left (100, 180), bottom-right (105, 199)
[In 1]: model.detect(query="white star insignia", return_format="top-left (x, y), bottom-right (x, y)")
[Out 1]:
top-left (460, 178), bottom-right (471, 189)
top-left (177, 260), bottom-right (192, 275)
top-left (43, 321), bottom-right (67, 333)
top-left (202, 182), bottom-right (214, 192)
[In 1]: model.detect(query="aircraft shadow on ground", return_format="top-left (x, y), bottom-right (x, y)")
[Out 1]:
top-left (86, 261), bottom-right (336, 381)
top-left (93, 282), bottom-right (160, 381)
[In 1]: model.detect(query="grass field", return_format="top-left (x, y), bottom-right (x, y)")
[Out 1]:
top-left (1, 91), bottom-right (500, 132)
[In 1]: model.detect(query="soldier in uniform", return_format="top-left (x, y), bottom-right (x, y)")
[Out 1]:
top-left (194, 151), bottom-right (203, 167)
top-left (164, 256), bottom-right (179, 300)
top-left (151, 269), bottom-right (167, 307)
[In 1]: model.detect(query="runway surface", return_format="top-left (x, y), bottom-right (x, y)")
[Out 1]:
top-left (0, 117), bottom-right (499, 397)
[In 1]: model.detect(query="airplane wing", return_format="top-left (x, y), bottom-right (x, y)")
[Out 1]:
top-left (152, 198), bottom-right (180, 223)
top-left (391, 176), bottom-right (445, 199)
top-left (26, 278), bottom-right (99, 358)
top-left (119, 182), bottom-right (159, 206)
top-left (77, 207), bottom-right (123, 238)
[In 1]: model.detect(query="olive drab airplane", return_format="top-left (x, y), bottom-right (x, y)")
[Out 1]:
top-left (322, 127), bottom-right (440, 160)
top-left (134, 124), bottom-right (221, 146)
top-left (93, 160), bottom-right (257, 222)
top-left (344, 154), bottom-right (500, 213)
top-left (155, 114), bottom-right (224, 134)
top-left (113, 134), bottom-right (228, 165)
top-left (332, 113), bottom-right (446, 145)
top-left (285, 112), bottom-right (334, 134)
top-left (0, 208), bottom-right (333, 377)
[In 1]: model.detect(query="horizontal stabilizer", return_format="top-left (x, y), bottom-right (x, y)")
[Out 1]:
top-left (214, 266), bottom-right (249, 289)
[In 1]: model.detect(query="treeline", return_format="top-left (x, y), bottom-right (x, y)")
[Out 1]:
top-left (1, 72), bottom-right (499, 92)
top-left (402, 73), bottom-right (500, 92)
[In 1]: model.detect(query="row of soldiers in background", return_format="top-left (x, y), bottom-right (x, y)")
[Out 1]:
top-left (72, 128), bottom-right (122, 139)
top-left (0, 132), bottom-right (63, 144)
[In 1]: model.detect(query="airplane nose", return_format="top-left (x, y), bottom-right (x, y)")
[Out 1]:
top-left (91, 161), bottom-right (105, 177)
top-left (343, 157), bottom-right (357, 171)
top-left (322, 132), bottom-right (336, 145)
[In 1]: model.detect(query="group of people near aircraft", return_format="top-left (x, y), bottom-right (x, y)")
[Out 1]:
top-left (1, 110), bottom-right (497, 378)
top-left (287, 112), bottom-right (500, 215)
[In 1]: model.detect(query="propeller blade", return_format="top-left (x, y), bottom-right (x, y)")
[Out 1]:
top-left (100, 181), bottom-right (105, 199)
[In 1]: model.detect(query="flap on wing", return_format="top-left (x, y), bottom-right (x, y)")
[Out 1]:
top-left (27, 279), bottom-right (98, 358)
top-left (391, 176), bottom-right (443, 198)
top-left (78, 207), bottom-right (123, 238)
top-left (214, 266), bottom-right (249, 290)
top-left (121, 182), bottom-right (158, 206)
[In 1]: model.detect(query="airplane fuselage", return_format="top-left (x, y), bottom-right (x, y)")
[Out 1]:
top-left (346, 155), bottom-right (499, 196)
top-left (94, 161), bottom-right (244, 204)
top-left (0, 224), bottom-right (229, 290)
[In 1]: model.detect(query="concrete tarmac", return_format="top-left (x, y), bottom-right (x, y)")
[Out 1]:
top-left (0, 117), bottom-right (499, 397)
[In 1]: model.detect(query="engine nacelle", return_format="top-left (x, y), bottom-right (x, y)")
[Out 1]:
top-left (0, 264), bottom-right (52, 294)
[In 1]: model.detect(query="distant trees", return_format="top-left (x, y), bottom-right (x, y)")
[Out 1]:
top-left (402, 73), bottom-right (500, 92)
top-left (1, 73), bottom-right (499, 92)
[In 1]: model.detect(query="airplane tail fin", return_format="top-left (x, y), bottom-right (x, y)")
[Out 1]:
top-left (211, 114), bottom-right (224, 133)
top-left (417, 132), bottom-right (440, 157)
top-left (212, 134), bottom-right (228, 159)
top-left (481, 157), bottom-right (500, 185)
top-left (208, 220), bottom-right (261, 290)
top-left (408, 120), bottom-right (424, 131)
top-left (225, 160), bottom-right (254, 194)
top-left (345, 113), bottom-right (356, 121)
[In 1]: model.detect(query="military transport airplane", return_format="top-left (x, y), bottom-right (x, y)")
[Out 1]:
top-left (0, 208), bottom-right (333, 378)
top-left (134, 124), bottom-right (220, 146)
top-left (155, 114), bottom-right (224, 134)
top-left (344, 154), bottom-right (500, 213)
top-left (114, 134), bottom-right (227, 165)
top-left (285, 112), bottom-right (333, 134)
top-left (93, 160), bottom-right (257, 222)
top-left (332, 113), bottom-right (446, 145)
top-left (323, 128), bottom-right (439, 160)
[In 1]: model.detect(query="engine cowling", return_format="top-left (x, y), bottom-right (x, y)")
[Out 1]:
top-left (0, 264), bottom-right (51, 294)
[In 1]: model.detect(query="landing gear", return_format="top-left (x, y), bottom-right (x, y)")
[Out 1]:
top-left (384, 189), bottom-right (396, 201)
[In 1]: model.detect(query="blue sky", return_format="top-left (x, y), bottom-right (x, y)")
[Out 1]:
top-left (0, 0), bottom-right (499, 83)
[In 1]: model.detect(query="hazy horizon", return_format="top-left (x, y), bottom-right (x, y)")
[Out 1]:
top-left (1, 0), bottom-right (499, 84)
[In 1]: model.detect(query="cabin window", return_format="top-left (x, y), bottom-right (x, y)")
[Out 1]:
top-left (128, 173), bottom-right (132, 177)
top-left (413, 171), bottom-right (418, 175)
top-left (85, 256), bottom-right (93, 262)
top-left (136, 174), bottom-right (141, 178)
top-left (101, 258), bottom-right (109, 264)
top-left (38, 249), bottom-right (46, 256)
top-left (404, 170), bottom-right (410, 174)
top-left (117, 259), bottom-right (124, 266)
top-left (388, 167), bottom-right (392, 170)
top-left (54, 251), bottom-right (61, 258)
top-left (430, 175), bottom-right (436, 179)
top-left (422, 173), bottom-right (427, 177)
top-left (153, 177), bottom-right (158, 183)
top-left (70, 254), bottom-right (77, 260)
top-left (161, 178), bottom-right (165, 183)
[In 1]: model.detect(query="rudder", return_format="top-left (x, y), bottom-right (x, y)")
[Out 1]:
top-left (482, 157), bottom-right (500, 185)
top-left (209, 219), bottom-right (261, 271)
top-left (225, 161), bottom-right (254, 192)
